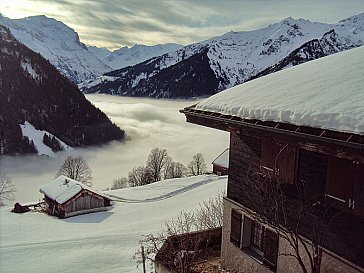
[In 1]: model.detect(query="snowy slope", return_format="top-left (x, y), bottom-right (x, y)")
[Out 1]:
top-left (0, 14), bottom-right (112, 83)
top-left (196, 46), bottom-right (364, 135)
top-left (20, 121), bottom-right (72, 157)
top-left (81, 13), bottom-right (364, 98)
top-left (0, 174), bottom-right (227, 273)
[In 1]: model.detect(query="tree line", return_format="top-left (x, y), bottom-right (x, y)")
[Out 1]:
top-left (111, 148), bottom-right (207, 190)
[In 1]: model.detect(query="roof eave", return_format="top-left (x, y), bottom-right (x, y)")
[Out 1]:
top-left (180, 106), bottom-right (364, 152)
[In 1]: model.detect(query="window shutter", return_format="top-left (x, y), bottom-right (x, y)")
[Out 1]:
top-left (263, 228), bottom-right (279, 268)
top-left (260, 141), bottom-right (279, 176)
top-left (230, 209), bottom-right (242, 247)
top-left (261, 140), bottom-right (296, 184)
top-left (326, 157), bottom-right (355, 212)
top-left (353, 163), bottom-right (364, 219)
top-left (241, 215), bottom-right (253, 248)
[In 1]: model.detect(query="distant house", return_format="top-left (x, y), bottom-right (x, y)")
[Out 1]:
top-left (40, 175), bottom-right (112, 218)
top-left (212, 148), bottom-right (229, 175)
top-left (181, 47), bottom-right (364, 273)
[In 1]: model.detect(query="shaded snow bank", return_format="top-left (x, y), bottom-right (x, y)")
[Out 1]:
top-left (196, 46), bottom-right (364, 135)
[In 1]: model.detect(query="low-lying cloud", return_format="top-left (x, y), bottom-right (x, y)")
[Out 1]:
top-left (0, 95), bottom-right (229, 202)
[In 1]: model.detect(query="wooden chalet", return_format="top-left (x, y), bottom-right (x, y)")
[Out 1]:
top-left (40, 175), bottom-right (112, 218)
top-left (180, 47), bottom-right (364, 273)
top-left (212, 148), bottom-right (229, 175)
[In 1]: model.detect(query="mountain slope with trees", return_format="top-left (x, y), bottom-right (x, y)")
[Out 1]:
top-left (0, 25), bottom-right (125, 155)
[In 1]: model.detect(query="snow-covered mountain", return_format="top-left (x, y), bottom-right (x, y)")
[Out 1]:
top-left (0, 14), bottom-right (112, 83)
top-left (102, 43), bottom-right (183, 70)
top-left (0, 25), bottom-right (125, 155)
top-left (81, 13), bottom-right (364, 98)
top-left (0, 14), bottom-right (183, 83)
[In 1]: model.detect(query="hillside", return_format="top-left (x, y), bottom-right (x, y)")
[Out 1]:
top-left (0, 25), bottom-right (125, 155)
top-left (81, 13), bottom-right (364, 98)
top-left (0, 174), bottom-right (227, 273)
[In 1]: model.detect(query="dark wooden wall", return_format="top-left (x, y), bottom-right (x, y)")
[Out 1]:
top-left (227, 132), bottom-right (364, 268)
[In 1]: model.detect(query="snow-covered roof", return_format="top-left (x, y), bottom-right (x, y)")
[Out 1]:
top-left (196, 46), bottom-right (364, 135)
top-left (212, 148), bottom-right (229, 168)
top-left (40, 175), bottom-right (109, 204)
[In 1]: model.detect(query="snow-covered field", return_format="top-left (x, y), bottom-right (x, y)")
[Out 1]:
top-left (0, 175), bottom-right (227, 273)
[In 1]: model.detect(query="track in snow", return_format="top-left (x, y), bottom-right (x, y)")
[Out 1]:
top-left (106, 175), bottom-right (226, 203)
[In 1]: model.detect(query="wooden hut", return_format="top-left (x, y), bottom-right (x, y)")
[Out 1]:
top-left (212, 148), bottom-right (229, 175)
top-left (40, 175), bottom-right (112, 218)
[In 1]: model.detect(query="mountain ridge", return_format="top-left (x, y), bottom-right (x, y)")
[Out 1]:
top-left (0, 14), bottom-right (183, 83)
top-left (81, 13), bottom-right (364, 98)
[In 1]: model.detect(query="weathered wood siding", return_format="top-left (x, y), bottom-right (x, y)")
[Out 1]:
top-left (65, 190), bottom-right (105, 214)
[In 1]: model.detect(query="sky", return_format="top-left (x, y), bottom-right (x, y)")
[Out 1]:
top-left (0, 0), bottom-right (363, 50)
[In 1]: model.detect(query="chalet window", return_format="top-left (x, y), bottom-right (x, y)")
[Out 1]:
top-left (251, 222), bottom-right (264, 252)
top-left (230, 209), bottom-right (242, 246)
top-left (260, 140), bottom-right (296, 184)
top-left (231, 213), bottom-right (279, 269)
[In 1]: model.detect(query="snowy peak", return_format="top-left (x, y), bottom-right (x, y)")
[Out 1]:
top-left (103, 43), bottom-right (183, 70)
top-left (81, 13), bottom-right (364, 99)
top-left (0, 14), bottom-right (111, 83)
top-left (0, 14), bottom-right (184, 83)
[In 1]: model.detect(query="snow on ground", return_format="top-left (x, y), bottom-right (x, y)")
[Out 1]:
top-left (0, 174), bottom-right (227, 273)
top-left (20, 121), bottom-right (72, 157)
top-left (196, 46), bottom-right (364, 135)
top-left (20, 60), bottom-right (40, 81)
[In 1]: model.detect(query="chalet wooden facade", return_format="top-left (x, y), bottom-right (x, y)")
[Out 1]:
top-left (212, 148), bottom-right (229, 175)
top-left (181, 107), bottom-right (364, 273)
top-left (40, 175), bottom-right (112, 218)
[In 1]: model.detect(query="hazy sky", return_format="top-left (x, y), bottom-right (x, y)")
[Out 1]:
top-left (1, 0), bottom-right (363, 50)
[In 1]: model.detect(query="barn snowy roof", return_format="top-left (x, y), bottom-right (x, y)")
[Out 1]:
top-left (40, 175), bottom-right (110, 204)
top-left (195, 46), bottom-right (364, 135)
top-left (212, 148), bottom-right (229, 168)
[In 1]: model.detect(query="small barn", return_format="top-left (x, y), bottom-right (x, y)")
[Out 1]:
top-left (212, 148), bottom-right (229, 175)
top-left (40, 175), bottom-right (112, 218)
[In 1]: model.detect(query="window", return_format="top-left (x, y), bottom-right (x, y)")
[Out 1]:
top-left (251, 222), bottom-right (264, 252)
top-left (229, 211), bottom-right (279, 269)
top-left (260, 140), bottom-right (297, 184)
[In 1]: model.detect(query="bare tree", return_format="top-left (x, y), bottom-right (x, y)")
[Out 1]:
top-left (111, 177), bottom-right (129, 190)
top-left (128, 166), bottom-right (153, 187)
top-left (187, 153), bottom-right (207, 176)
top-left (164, 159), bottom-right (186, 180)
top-left (134, 192), bottom-right (224, 272)
top-left (0, 172), bottom-right (15, 206)
top-left (56, 156), bottom-right (92, 186)
top-left (146, 148), bottom-right (169, 182)
top-left (195, 191), bottom-right (224, 230)
top-left (245, 166), bottom-right (339, 273)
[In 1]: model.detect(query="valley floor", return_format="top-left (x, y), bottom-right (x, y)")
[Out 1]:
top-left (0, 175), bottom-right (227, 273)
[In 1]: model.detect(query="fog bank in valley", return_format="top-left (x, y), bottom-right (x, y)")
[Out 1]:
top-left (0, 95), bottom-right (229, 202)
